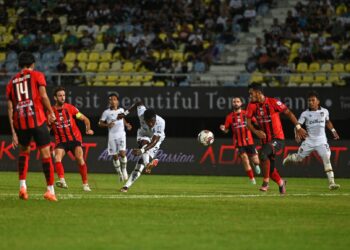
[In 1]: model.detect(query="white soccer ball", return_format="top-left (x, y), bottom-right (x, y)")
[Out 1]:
top-left (198, 130), bottom-right (214, 146)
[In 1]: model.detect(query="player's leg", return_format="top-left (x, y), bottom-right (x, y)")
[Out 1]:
top-left (239, 150), bottom-right (256, 184)
top-left (283, 141), bottom-right (311, 165)
top-left (121, 158), bottom-right (145, 192)
top-left (247, 145), bottom-right (261, 175)
top-left (145, 139), bottom-right (162, 174)
top-left (109, 138), bottom-right (123, 181)
top-left (267, 140), bottom-right (286, 194)
top-left (119, 135), bottom-right (128, 181)
top-left (54, 147), bottom-right (68, 188)
top-left (34, 123), bottom-right (57, 201)
top-left (316, 144), bottom-right (340, 190)
top-left (15, 129), bottom-right (31, 200)
top-left (259, 144), bottom-right (272, 191)
top-left (74, 144), bottom-right (91, 191)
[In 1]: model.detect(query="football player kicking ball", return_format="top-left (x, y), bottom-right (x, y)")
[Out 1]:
top-left (99, 93), bottom-right (132, 182)
top-left (51, 86), bottom-right (93, 192)
top-left (283, 91), bottom-right (340, 190)
top-left (117, 101), bottom-right (165, 192)
top-left (220, 97), bottom-right (261, 184)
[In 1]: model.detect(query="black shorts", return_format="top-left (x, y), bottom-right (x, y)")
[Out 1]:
top-left (56, 140), bottom-right (82, 153)
top-left (238, 145), bottom-right (258, 156)
top-left (260, 139), bottom-right (285, 158)
top-left (16, 123), bottom-right (51, 148)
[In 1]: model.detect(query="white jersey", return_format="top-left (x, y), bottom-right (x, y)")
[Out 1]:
top-left (298, 107), bottom-right (329, 144)
top-left (137, 105), bottom-right (166, 141)
top-left (100, 108), bottom-right (126, 139)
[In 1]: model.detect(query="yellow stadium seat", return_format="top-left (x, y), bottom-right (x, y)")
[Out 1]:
top-left (99, 52), bottom-right (112, 62)
top-left (333, 63), bottom-right (345, 72)
top-left (158, 33), bottom-right (167, 41)
top-left (106, 43), bottom-right (115, 52)
top-left (153, 81), bottom-right (165, 87)
top-left (345, 63), bottom-right (350, 72)
top-left (320, 63), bottom-right (332, 72)
top-left (172, 51), bottom-right (184, 62)
top-left (106, 81), bottom-right (117, 86)
top-left (143, 73), bottom-right (154, 82)
top-left (143, 81), bottom-right (153, 86)
top-left (129, 82), bottom-right (141, 86)
top-left (94, 75), bottom-right (107, 82)
top-left (53, 33), bottom-right (63, 43)
top-left (188, 24), bottom-right (194, 32)
top-left (93, 81), bottom-right (105, 86)
top-left (250, 73), bottom-right (263, 83)
top-left (77, 25), bottom-right (88, 33)
top-left (96, 33), bottom-right (103, 43)
top-left (66, 62), bottom-right (74, 71)
top-left (333, 43), bottom-right (340, 54)
top-left (314, 73), bottom-right (327, 84)
top-left (132, 75), bottom-right (144, 82)
top-left (0, 52), bottom-right (5, 61)
top-left (117, 82), bottom-right (129, 86)
top-left (79, 62), bottom-right (86, 71)
top-left (100, 25), bottom-right (109, 33)
top-left (119, 75), bottom-right (131, 82)
top-left (77, 52), bottom-right (88, 62)
top-left (203, 40), bottom-right (211, 49)
top-left (288, 52), bottom-right (298, 63)
top-left (328, 73), bottom-right (340, 84)
top-left (107, 75), bottom-right (119, 82)
top-left (7, 8), bottom-right (16, 17)
top-left (0, 26), bottom-right (6, 34)
top-left (122, 61), bottom-right (134, 72)
top-left (63, 52), bottom-right (77, 62)
top-left (111, 61), bottom-right (121, 71)
top-left (289, 74), bottom-right (302, 84)
top-left (98, 62), bottom-right (110, 72)
top-left (308, 62), bottom-right (320, 72)
top-left (86, 62), bottom-right (98, 72)
top-left (302, 74), bottom-right (314, 83)
top-left (113, 52), bottom-right (121, 60)
top-left (93, 43), bottom-right (104, 52)
top-left (296, 62), bottom-right (308, 72)
top-left (89, 52), bottom-right (100, 62)
top-left (152, 51), bottom-right (161, 61)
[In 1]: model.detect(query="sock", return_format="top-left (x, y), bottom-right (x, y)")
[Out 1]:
top-left (47, 185), bottom-right (55, 194)
top-left (142, 152), bottom-right (150, 166)
top-left (120, 156), bottom-right (127, 169)
top-left (113, 159), bottom-right (122, 175)
top-left (246, 169), bottom-right (254, 180)
top-left (124, 164), bottom-right (145, 188)
top-left (55, 162), bottom-right (65, 179)
top-left (270, 168), bottom-right (283, 186)
top-left (18, 152), bottom-right (29, 181)
top-left (42, 157), bottom-right (54, 186)
top-left (326, 171), bottom-right (335, 184)
top-left (262, 159), bottom-right (270, 182)
top-left (79, 163), bottom-right (88, 184)
top-left (19, 180), bottom-right (27, 189)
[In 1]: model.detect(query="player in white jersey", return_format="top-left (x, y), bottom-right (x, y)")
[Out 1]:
top-left (98, 93), bottom-right (132, 182)
top-left (117, 101), bottom-right (165, 192)
top-left (283, 91), bottom-right (340, 190)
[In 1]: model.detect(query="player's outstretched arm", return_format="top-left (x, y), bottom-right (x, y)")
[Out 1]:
top-left (7, 100), bottom-right (18, 148)
top-left (219, 124), bottom-right (229, 133)
top-left (132, 135), bottom-right (160, 156)
top-left (326, 120), bottom-right (340, 140)
top-left (117, 101), bottom-right (143, 120)
top-left (283, 108), bottom-right (307, 139)
top-left (77, 113), bottom-right (94, 135)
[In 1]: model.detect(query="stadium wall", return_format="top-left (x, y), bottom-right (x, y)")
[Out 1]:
top-left (0, 136), bottom-right (349, 178)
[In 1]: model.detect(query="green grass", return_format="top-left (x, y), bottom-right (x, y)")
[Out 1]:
top-left (0, 172), bottom-right (349, 250)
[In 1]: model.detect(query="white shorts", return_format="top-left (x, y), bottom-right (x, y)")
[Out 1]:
top-left (145, 139), bottom-right (163, 159)
top-left (108, 136), bottom-right (126, 155)
top-left (137, 130), bottom-right (164, 159)
top-left (297, 141), bottom-right (331, 160)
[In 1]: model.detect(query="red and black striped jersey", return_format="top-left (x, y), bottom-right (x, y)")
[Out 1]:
top-left (246, 97), bottom-right (287, 144)
top-left (224, 110), bottom-right (255, 147)
top-left (6, 69), bottom-right (47, 130)
top-left (51, 103), bottom-right (82, 144)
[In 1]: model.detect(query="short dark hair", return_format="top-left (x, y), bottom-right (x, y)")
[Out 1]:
top-left (144, 109), bottom-right (156, 121)
top-left (308, 90), bottom-right (320, 100)
top-left (248, 83), bottom-right (264, 93)
top-left (108, 93), bottom-right (119, 99)
top-left (53, 86), bottom-right (65, 96)
top-left (18, 52), bottom-right (35, 68)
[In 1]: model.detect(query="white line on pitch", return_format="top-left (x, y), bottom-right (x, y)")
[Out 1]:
top-left (0, 193), bottom-right (349, 200)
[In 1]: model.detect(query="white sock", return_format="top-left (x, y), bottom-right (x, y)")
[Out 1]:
top-left (326, 171), bottom-right (335, 184)
top-left (19, 180), bottom-right (26, 189)
top-left (47, 185), bottom-right (55, 194)
top-left (60, 178), bottom-right (66, 183)
top-left (113, 159), bottom-right (122, 175)
top-left (142, 152), bottom-right (150, 166)
top-left (124, 164), bottom-right (145, 188)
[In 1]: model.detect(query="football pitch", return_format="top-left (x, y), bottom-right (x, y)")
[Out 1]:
top-left (0, 172), bottom-right (349, 250)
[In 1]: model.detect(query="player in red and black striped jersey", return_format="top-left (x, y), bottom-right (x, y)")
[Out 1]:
top-left (6, 52), bottom-right (57, 201)
top-left (246, 83), bottom-right (307, 194)
top-left (220, 97), bottom-right (261, 184)
top-left (50, 86), bottom-right (94, 191)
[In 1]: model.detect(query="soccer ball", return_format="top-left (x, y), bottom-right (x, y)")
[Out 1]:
top-left (197, 130), bottom-right (214, 146)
